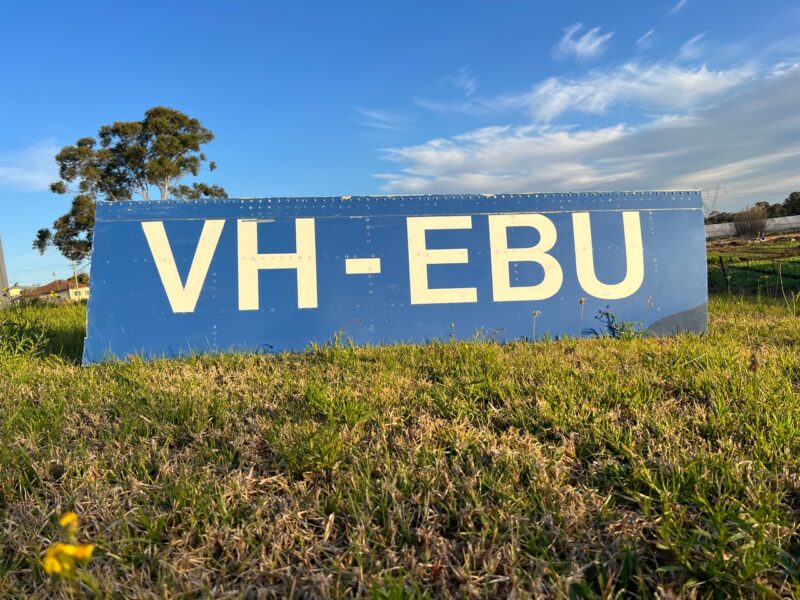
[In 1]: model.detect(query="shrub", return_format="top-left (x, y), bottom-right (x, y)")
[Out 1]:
top-left (733, 205), bottom-right (767, 237)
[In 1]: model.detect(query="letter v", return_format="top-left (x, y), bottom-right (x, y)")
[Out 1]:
top-left (142, 220), bottom-right (225, 313)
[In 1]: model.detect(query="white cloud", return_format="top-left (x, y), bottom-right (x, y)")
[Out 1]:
top-left (670, 0), bottom-right (688, 15)
top-left (507, 62), bottom-right (753, 121)
top-left (355, 108), bottom-right (409, 131)
top-left (411, 95), bottom-right (491, 117)
top-left (678, 33), bottom-right (707, 61)
top-left (377, 64), bottom-right (800, 210)
top-left (0, 140), bottom-right (59, 192)
top-left (412, 61), bottom-right (754, 122)
top-left (554, 23), bottom-right (614, 62)
top-left (636, 29), bottom-right (655, 50)
top-left (447, 66), bottom-right (478, 97)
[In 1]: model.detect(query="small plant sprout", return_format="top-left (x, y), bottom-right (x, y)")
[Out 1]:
top-left (532, 310), bottom-right (541, 340)
top-left (43, 512), bottom-right (98, 594)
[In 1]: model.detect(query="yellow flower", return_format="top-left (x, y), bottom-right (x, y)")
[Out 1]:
top-left (43, 543), bottom-right (74, 574)
top-left (72, 544), bottom-right (95, 561)
top-left (43, 542), bottom-right (94, 575)
top-left (43, 553), bottom-right (64, 574)
top-left (58, 512), bottom-right (79, 529)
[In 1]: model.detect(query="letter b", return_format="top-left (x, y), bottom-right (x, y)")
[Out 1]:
top-left (488, 213), bottom-right (563, 301)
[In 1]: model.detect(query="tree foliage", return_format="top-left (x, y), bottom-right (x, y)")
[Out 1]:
top-left (784, 191), bottom-right (800, 216)
top-left (34, 107), bottom-right (226, 261)
top-left (753, 201), bottom-right (786, 219)
top-left (705, 192), bottom-right (800, 225)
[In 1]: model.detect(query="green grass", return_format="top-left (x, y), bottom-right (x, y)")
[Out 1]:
top-left (707, 259), bottom-right (800, 297)
top-left (707, 237), bottom-right (800, 298)
top-left (1, 294), bottom-right (799, 597)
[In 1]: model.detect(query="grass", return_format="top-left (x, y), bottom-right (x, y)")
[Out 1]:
top-left (707, 236), bottom-right (800, 298)
top-left (1, 286), bottom-right (799, 596)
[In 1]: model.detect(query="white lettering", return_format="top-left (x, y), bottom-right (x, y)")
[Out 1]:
top-left (573, 211), bottom-right (644, 299)
top-left (488, 213), bottom-right (563, 301)
top-left (142, 220), bottom-right (225, 314)
top-left (406, 216), bottom-right (477, 305)
top-left (237, 218), bottom-right (318, 310)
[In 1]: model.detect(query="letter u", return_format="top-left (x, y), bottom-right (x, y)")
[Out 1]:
top-left (573, 211), bottom-right (644, 299)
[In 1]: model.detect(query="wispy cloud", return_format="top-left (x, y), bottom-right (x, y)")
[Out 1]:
top-left (413, 62), bottom-right (754, 122)
top-left (446, 66), bottom-right (478, 97)
top-left (636, 29), bottom-right (655, 50)
top-left (678, 33), bottom-right (707, 60)
top-left (355, 107), bottom-right (409, 131)
top-left (553, 23), bottom-right (614, 62)
top-left (377, 63), bottom-right (800, 209)
top-left (670, 0), bottom-right (688, 16)
top-left (520, 60), bottom-right (751, 121)
top-left (0, 140), bottom-right (59, 192)
top-left (411, 95), bottom-right (492, 117)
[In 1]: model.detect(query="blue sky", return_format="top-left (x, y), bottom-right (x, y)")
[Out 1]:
top-left (2, 0), bottom-right (800, 284)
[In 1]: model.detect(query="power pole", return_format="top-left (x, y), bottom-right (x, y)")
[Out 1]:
top-left (710, 183), bottom-right (721, 214)
top-left (0, 235), bottom-right (9, 292)
top-left (701, 183), bottom-right (721, 217)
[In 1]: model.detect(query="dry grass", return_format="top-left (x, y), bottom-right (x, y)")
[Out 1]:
top-left (0, 296), bottom-right (799, 598)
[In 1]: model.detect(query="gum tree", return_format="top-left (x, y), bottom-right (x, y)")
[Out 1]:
top-left (34, 106), bottom-right (227, 262)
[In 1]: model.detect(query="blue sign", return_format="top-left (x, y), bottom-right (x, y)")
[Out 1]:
top-left (83, 193), bottom-right (707, 364)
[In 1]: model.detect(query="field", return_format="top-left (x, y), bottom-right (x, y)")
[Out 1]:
top-left (1, 243), bottom-right (799, 598)
top-left (707, 236), bottom-right (800, 298)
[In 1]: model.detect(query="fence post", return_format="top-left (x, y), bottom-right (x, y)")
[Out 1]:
top-left (719, 256), bottom-right (731, 296)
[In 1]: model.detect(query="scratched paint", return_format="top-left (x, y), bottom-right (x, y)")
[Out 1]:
top-left (83, 193), bottom-right (707, 363)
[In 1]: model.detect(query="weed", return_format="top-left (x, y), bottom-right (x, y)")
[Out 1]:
top-left (582, 306), bottom-right (643, 339)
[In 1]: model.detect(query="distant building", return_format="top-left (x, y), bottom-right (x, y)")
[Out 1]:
top-left (23, 279), bottom-right (90, 302)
